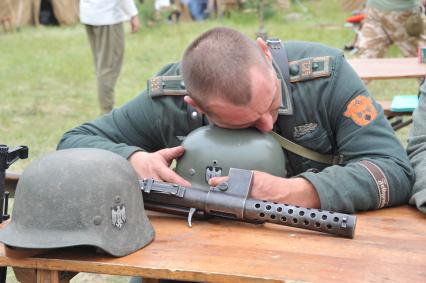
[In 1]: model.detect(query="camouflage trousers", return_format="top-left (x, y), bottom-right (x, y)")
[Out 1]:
top-left (357, 7), bottom-right (426, 59)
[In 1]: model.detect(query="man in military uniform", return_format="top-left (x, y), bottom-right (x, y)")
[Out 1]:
top-left (407, 79), bottom-right (426, 214)
top-left (357, 0), bottom-right (426, 59)
top-left (58, 27), bottom-right (414, 213)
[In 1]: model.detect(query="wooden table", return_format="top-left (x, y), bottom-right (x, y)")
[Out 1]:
top-left (0, 206), bottom-right (425, 283)
top-left (348, 57), bottom-right (426, 80)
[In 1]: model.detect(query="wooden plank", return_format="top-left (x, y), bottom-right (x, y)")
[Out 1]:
top-left (1, 207), bottom-right (424, 283)
top-left (348, 57), bottom-right (426, 80)
top-left (5, 171), bottom-right (20, 197)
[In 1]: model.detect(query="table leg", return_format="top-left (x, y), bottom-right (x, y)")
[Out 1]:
top-left (36, 270), bottom-right (77, 283)
top-left (13, 267), bottom-right (36, 283)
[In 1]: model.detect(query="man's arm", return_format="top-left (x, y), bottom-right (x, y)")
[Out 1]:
top-left (121, 0), bottom-right (139, 32)
top-left (299, 56), bottom-right (414, 213)
top-left (407, 81), bottom-right (426, 214)
top-left (209, 172), bottom-right (320, 208)
top-left (58, 64), bottom-right (192, 185)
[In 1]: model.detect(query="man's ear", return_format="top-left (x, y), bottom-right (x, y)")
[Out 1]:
top-left (184, 96), bottom-right (205, 114)
top-left (256, 38), bottom-right (273, 64)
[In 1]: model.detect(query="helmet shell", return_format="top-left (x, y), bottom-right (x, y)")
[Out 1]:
top-left (0, 148), bottom-right (155, 257)
top-left (176, 125), bottom-right (287, 190)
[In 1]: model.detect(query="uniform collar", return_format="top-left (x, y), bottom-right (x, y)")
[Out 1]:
top-left (272, 59), bottom-right (294, 116)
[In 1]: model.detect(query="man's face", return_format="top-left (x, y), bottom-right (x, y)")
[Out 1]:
top-left (203, 65), bottom-right (282, 133)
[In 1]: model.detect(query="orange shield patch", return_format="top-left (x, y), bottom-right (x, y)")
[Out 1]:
top-left (343, 95), bottom-right (377, 126)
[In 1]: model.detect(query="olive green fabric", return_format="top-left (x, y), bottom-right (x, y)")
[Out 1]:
top-left (58, 41), bottom-right (414, 214)
top-left (86, 22), bottom-right (125, 114)
top-left (273, 41), bottom-right (413, 213)
top-left (407, 80), bottom-right (426, 214)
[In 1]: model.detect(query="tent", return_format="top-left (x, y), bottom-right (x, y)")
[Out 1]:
top-left (0, 0), bottom-right (79, 31)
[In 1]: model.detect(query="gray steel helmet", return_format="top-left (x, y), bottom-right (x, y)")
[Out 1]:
top-left (0, 148), bottom-right (154, 257)
top-left (176, 125), bottom-right (287, 189)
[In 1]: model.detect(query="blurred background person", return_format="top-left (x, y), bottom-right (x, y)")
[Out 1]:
top-left (188, 0), bottom-right (208, 21)
top-left (357, 0), bottom-right (426, 59)
top-left (80, 0), bottom-right (140, 114)
top-left (407, 80), bottom-right (426, 214)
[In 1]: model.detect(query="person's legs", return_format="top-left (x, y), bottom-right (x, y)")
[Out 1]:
top-left (188, 0), bottom-right (205, 21)
top-left (357, 7), bottom-right (391, 59)
top-left (383, 9), bottom-right (419, 57)
top-left (92, 23), bottom-right (125, 114)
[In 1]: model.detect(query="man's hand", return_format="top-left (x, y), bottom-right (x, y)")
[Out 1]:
top-left (129, 146), bottom-right (191, 187)
top-left (130, 16), bottom-right (140, 33)
top-left (209, 171), bottom-right (320, 208)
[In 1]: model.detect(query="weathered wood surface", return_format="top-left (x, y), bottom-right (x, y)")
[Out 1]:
top-left (348, 57), bottom-right (426, 80)
top-left (1, 206), bottom-right (425, 283)
top-left (4, 171), bottom-right (19, 197)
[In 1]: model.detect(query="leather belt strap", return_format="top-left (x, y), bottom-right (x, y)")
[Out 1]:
top-left (270, 131), bottom-right (343, 165)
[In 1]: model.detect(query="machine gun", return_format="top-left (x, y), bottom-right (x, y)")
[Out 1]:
top-left (140, 168), bottom-right (356, 238)
top-left (0, 144), bottom-right (28, 283)
top-left (0, 145), bottom-right (28, 224)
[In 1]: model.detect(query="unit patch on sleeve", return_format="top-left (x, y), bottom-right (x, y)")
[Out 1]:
top-left (343, 95), bottom-right (377, 126)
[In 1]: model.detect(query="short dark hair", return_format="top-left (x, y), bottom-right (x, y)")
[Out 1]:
top-left (181, 27), bottom-right (268, 106)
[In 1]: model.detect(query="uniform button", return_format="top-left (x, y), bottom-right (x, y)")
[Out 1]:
top-left (191, 111), bottom-right (198, 120)
top-left (306, 168), bottom-right (319, 173)
top-left (289, 65), bottom-right (299, 76)
top-left (312, 62), bottom-right (319, 70)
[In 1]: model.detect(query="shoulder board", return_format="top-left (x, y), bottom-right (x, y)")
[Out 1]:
top-left (288, 56), bottom-right (331, 83)
top-left (147, 75), bottom-right (187, 97)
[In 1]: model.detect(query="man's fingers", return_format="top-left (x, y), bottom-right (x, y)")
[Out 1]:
top-left (157, 146), bottom-right (185, 162)
top-left (208, 176), bottom-right (229, 187)
top-left (160, 168), bottom-right (192, 187)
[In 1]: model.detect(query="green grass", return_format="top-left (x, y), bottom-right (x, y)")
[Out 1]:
top-left (0, 0), bottom-right (420, 281)
top-left (1, 0), bottom-right (418, 173)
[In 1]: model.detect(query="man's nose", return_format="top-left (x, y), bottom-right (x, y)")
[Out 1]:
top-left (255, 114), bottom-right (274, 133)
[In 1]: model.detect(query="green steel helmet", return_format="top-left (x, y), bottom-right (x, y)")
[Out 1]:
top-left (176, 125), bottom-right (287, 189)
top-left (0, 148), bottom-right (154, 257)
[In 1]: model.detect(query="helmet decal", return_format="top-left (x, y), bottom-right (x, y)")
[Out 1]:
top-left (205, 161), bottom-right (223, 184)
top-left (111, 203), bottom-right (126, 229)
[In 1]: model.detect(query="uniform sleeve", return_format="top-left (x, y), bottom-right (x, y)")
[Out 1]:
top-left (57, 64), bottom-right (191, 159)
top-left (121, 0), bottom-right (138, 17)
top-left (299, 55), bottom-right (414, 213)
top-left (407, 81), bottom-right (426, 214)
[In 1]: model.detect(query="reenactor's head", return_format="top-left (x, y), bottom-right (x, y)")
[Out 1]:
top-left (181, 27), bottom-right (282, 133)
